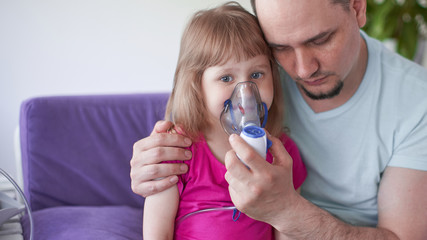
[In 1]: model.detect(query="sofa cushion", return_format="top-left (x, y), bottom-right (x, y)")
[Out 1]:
top-left (21, 206), bottom-right (143, 240)
top-left (19, 93), bottom-right (169, 210)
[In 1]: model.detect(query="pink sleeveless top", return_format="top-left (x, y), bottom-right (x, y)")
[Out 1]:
top-left (173, 134), bottom-right (306, 240)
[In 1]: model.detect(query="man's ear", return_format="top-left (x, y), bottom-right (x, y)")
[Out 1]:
top-left (351, 0), bottom-right (367, 28)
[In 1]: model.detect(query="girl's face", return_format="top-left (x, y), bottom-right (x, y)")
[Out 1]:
top-left (201, 54), bottom-right (274, 130)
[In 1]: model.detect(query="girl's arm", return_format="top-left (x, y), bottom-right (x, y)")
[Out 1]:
top-left (143, 184), bottom-right (180, 240)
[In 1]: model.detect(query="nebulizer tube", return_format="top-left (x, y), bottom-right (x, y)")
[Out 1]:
top-left (178, 81), bottom-right (269, 224)
top-left (176, 206), bottom-right (239, 225)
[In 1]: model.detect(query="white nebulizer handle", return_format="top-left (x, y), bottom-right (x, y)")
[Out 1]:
top-left (239, 126), bottom-right (267, 166)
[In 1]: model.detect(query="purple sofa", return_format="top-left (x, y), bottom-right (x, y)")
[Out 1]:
top-left (19, 93), bottom-right (170, 239)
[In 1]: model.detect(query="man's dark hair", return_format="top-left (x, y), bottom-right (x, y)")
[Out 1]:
top-left (250, 0), bottom-right (350, 16)
top-left (331, 0), bottom-right (351, 11)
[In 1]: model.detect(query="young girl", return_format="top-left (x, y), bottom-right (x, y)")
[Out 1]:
top-left (143, 2), bottom-right (306, 240)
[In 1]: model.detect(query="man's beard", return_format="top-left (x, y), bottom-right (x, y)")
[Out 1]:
top-left (300, 80), bottom-right (344, 100)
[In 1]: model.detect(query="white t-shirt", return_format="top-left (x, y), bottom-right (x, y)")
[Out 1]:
top-left (282, 31), bottom-right (427, 226)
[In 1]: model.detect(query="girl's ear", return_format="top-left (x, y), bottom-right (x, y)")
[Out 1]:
top-left (351, 0), bottom-right (367, 28)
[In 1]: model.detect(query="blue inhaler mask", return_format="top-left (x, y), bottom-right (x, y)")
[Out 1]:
top-left (220, 81), bottom-right (271, 161)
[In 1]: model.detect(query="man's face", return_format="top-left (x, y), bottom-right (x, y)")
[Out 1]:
top-left (256, 0), bottom-right (365, 100)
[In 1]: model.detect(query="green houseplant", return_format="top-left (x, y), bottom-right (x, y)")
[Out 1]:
top-left (363, 0), bottom-right (427, 60)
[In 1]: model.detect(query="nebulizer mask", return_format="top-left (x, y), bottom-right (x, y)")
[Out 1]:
top-left (220, 81), bottom-right (270, 161)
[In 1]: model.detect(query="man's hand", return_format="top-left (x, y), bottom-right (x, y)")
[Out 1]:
top-left (225, 133), bottom-right (425, 239)
top-left (130, 120), bottom-right (192, 197)
top-left (224, 133), bottom-right (298, 225)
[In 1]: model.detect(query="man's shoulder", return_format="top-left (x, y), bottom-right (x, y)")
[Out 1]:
top-left (364, 32), bottom-right (427, 82)
top-left (381, 50), bottom-right (427, 82)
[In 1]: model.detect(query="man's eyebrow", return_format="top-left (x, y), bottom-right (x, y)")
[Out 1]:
top-left (268, 30), bottom-right (334, 48)
top-left (304, 31), bottom-right (331, 44)
top-left (268, 42), bottom-right (288, 49)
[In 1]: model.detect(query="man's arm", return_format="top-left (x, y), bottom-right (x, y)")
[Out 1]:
top-left (130, 120), bottom-right (192, 197)
top-left (225, 134), bottom-right (427, 239)
top-left (377, 166), bottom-right (427, 239)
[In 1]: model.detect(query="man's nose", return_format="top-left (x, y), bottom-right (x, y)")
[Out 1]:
top-left (294, 48), bottom-right (319, 80)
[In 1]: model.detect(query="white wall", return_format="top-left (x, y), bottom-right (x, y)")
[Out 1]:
top-left (0, 0), bottom-right (253, 180)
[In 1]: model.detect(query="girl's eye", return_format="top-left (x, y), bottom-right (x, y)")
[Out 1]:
top-left (220, 75), bottom-right (233, 82)
top-left (251, 72), bottom-right (263, 79)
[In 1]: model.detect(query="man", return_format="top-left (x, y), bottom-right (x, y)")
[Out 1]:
top-left (131, 0), bottom-right (427, 239)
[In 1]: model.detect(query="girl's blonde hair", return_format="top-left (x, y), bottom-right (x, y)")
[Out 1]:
top-left (165, 1), bottom-right (284, 140)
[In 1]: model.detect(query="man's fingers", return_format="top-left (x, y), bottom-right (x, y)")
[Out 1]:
top-left (131, 161), bottom-right (188, 181)
top-left (266, 132), bottom-right (292, 167)
top-left (130, 120), bottom-right (193, 197)
top-left (224, 153), bottom-right (248, 209)
top-left (224, 150), bottom-right (246, 181)
top-left (132, 146), bottom-right (192, 166)
top-left (152, 120), bottom-right (174, 134)
top-left (130, 162), bottom-right (187, 197)
top-left (224, 149), bottom-right (253, 192)
top-left (134, 131), bottom-right (192, 154)
top-left (228, 134), bottom-right (266, 170)
top-left (131, 175), bottom-right (179, 198)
